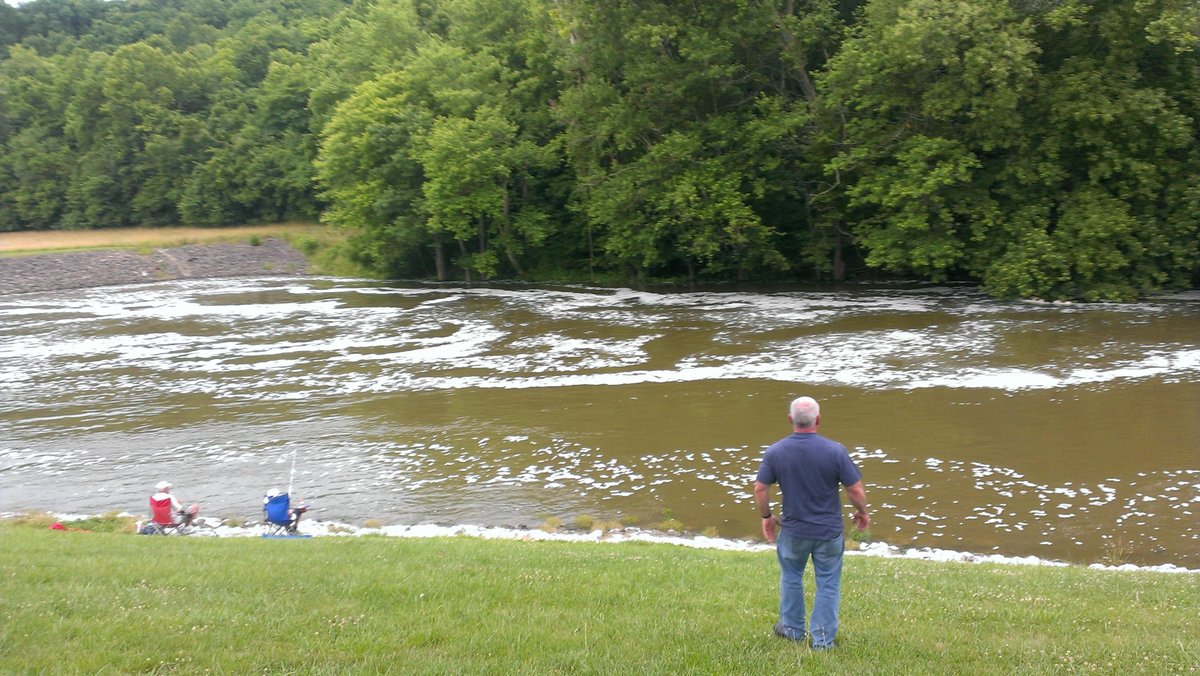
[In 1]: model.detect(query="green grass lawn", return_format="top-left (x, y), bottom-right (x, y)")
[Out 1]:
top-left (1, 522), bottom-right (1196, 674)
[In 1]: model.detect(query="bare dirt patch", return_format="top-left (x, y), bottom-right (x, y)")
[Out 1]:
top-left (0, 224), bottom-right (313, 253)
top-left (0, 237), bottom-right (309, 295)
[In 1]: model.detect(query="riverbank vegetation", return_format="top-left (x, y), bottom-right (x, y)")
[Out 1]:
top-left (1, 520), bottom-right (1196, 673)
top-left (1, 0), bottom-right (1197, 300)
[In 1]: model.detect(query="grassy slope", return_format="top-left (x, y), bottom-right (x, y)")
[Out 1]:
top-left (1, 525), bottom-right (1196, 674)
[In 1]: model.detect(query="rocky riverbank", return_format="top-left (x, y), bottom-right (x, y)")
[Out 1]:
top-left (0, 237), bottom-right (309, 295)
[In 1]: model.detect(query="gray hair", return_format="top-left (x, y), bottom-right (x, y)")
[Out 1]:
top-left (790, 396), bottom-right (820, 428)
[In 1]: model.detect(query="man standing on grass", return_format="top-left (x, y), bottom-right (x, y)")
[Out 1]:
top-left (753, 396), bottom-right (869, 649)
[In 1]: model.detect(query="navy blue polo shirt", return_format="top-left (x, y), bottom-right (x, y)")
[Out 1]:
top-left (756, 432), bottom-right (862, 540)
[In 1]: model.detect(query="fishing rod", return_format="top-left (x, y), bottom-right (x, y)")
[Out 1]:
top-left (288, 449), bottom-right (297, 496)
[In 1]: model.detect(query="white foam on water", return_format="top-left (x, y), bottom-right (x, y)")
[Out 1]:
top-left (18, 512), bottom-right (1196, 574)
top-left (3, 279), bottom-right (1198, 402)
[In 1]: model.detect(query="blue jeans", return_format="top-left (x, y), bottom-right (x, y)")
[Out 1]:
top-left (775, 531), bottom-right (844, 648)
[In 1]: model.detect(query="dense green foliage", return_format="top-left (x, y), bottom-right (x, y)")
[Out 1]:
top-left (2, 524), bottom-right (1198, 673)
top-left (2, 0), bottom-right (1197, 299)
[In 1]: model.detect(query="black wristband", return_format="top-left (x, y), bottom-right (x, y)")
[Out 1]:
top-left (761, 513), bottom-right (772, 519)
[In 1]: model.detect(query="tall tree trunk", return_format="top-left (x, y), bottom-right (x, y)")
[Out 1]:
top-left (778, 0), bottom-right (817, 103)
top-left (779, 0), bottom-right (794, 95)
top-left (833, 229), bottom-right (845, 281)
top-left (458, 239), bottom-right (472, 283)
top-left (501, 190), bottom-right (523, 275)
top-left (433, 233), bottom-right (447, 282)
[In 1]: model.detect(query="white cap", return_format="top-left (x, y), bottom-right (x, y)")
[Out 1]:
top-left (266, 487), bottom-right (280, 498)
top-left (155, 481), bottom-right (171, 491)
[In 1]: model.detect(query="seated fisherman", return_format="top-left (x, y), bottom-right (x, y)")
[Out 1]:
top-left (150, 481), bottom-right (196, 527)
top-left (264, 487), bottom-right (308, 532)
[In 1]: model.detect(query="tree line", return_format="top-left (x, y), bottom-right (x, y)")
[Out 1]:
top-left (1, 0), bottom-right (1197, 300)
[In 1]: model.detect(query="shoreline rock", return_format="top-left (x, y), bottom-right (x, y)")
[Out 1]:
top-left (0, 237), bottom-right (309, 295)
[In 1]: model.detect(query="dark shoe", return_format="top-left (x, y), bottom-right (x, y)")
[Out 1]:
top-left (811, 642), bottom-right (835, 651)
top-left (773, 623), bottom-right (805, 642)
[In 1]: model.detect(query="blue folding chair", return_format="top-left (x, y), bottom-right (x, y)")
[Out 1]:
top-left (263, 492), bottom-right (306, 536)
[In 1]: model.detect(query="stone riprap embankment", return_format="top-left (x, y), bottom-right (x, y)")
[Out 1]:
top-left (0, 237), bottom-right (309, 295)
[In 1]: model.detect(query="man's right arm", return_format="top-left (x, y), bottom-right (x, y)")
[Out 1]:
top-left (753, 481), bottom-right (779, 543)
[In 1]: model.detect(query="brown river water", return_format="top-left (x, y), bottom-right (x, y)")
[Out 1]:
top-left (1, 278), bottom-right (1196, 567)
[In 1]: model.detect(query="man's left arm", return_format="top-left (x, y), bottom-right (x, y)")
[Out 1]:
top-left (844, 480), bottom-right (869, 531)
